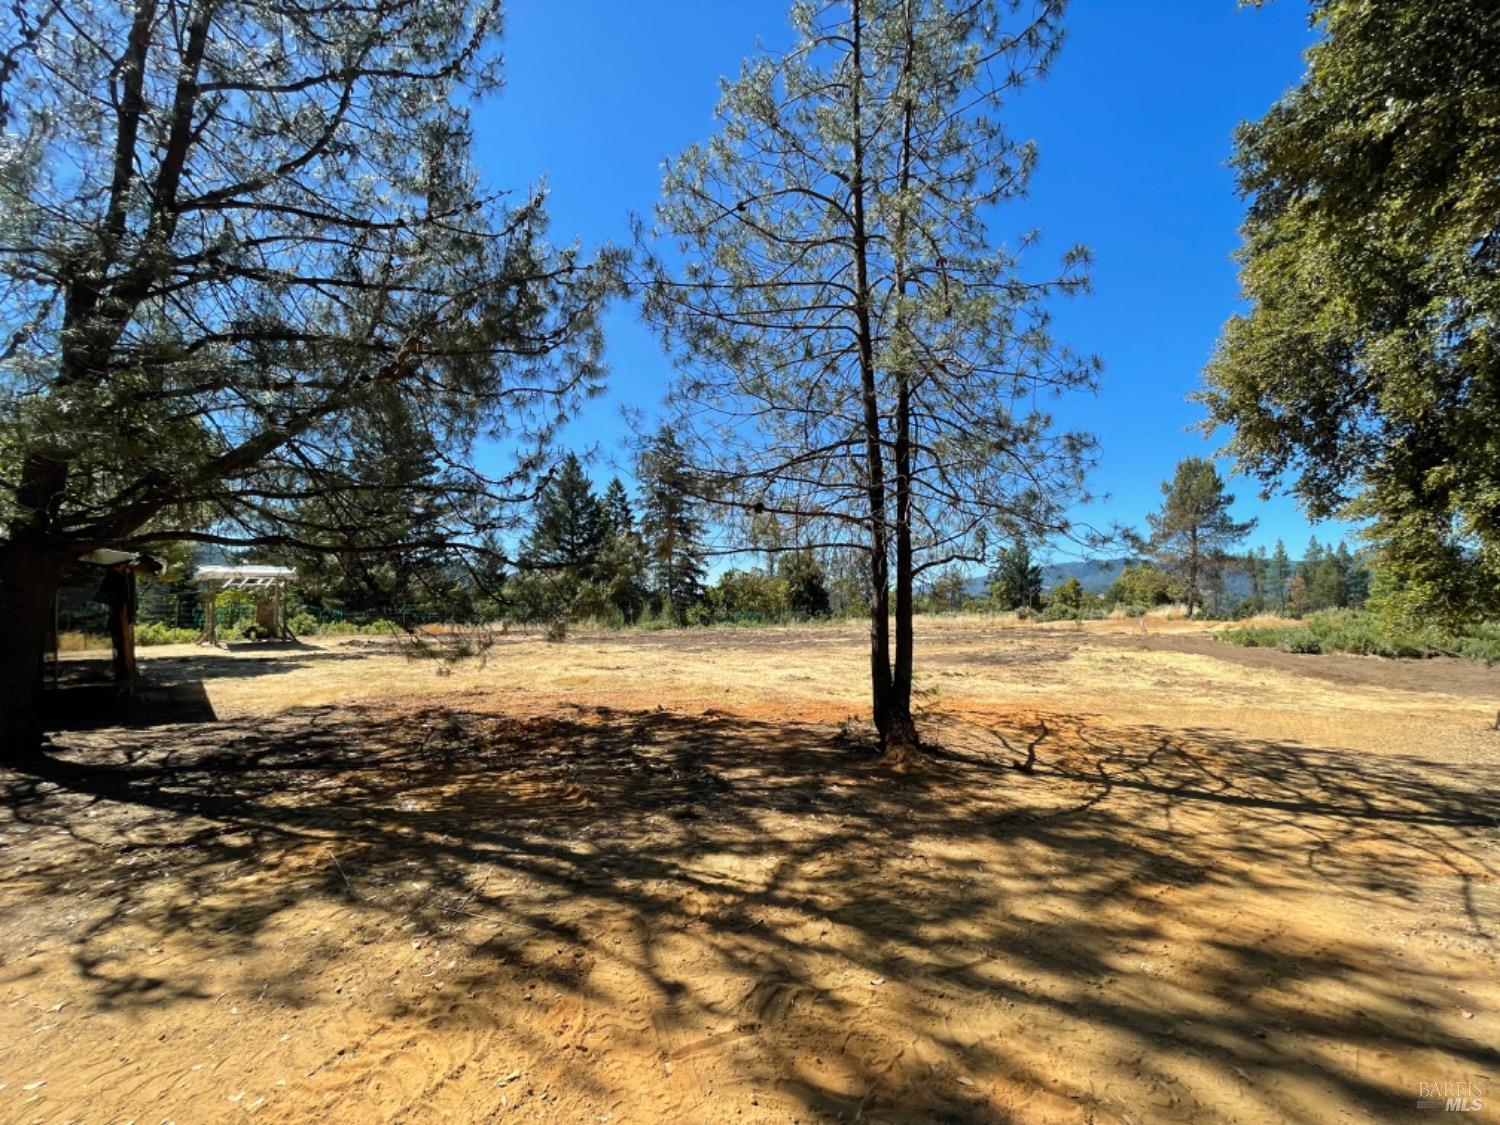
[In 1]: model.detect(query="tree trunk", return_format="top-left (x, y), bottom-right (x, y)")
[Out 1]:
top-left (888, 381), bottom-right (918, 765)
top-left (885, 7), bottom-right (919, 767)
top-left (847, 0), bottom-right (898, 753)
top-left (0, 545), bottom-right (65, 758)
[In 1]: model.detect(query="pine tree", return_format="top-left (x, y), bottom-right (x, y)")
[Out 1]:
top-left (601, 478), bottom-right (635, 539)
top-left (644, 0), bottom-right (1096, 755)
top-left (1144, 459), bottom-right (1256, 618)
top-left (0, 0), bottom-right (611, 749)
top-left (1269, 540), bottom-right (1291, 614)
top-left (638, 427), bottom-right (707, 622)
top-left (987, 544), bottom-right (1044, 611)
top-left (1244, 546), bottom-right (1268, 607)
top-left (597, 477), bottom-right (648, 623)
top-left (523, 454), bottom-right (606, 578)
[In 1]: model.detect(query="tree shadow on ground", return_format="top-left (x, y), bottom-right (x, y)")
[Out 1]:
top-left (2, 703), bottom-right (1497, 1122)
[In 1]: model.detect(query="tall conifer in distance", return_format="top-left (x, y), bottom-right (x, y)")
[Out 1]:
top-left (638, 427), bottom-right (707, 622)
top-left (522, 454), bottom-right (606, 578)
top-left (1144, 458), bottom-right (1256, 619)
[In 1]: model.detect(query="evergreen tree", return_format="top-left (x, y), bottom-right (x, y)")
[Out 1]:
top-left (1144, 458), bottom-right (1256, 618)
top-left (522, 454), bottom-right (607, 578)
top-left (1244, 547), bottom-right (1268, 607)
top-left (597, 477), bottom-right (648, 622)
top-left (601, 478), bottom-right (636, 539)
top-left (987, 544), bottom-right (1044, 611)
top-left (1269, 540), bottom-right (1292, 614)
top-left (639, 427), bottom-right (707, 622)
top-left (1342, 543), bottom-right (1372, 608)
top-left (0, 0), bottom-right (611, 749)
top-left (644, 0), bottom-right (1096, 756)
top-left (1198, 0), bottom-right (1500, 627)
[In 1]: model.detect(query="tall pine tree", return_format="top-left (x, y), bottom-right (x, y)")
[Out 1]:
top-left (1144, 458), bottom-right (1256, 619)
top-left (522, 454), bottom-right (606, 578)
top-left (638, 427), bottom-right (706, 623)
top-left (644, 0), bottom-right (1096, 756)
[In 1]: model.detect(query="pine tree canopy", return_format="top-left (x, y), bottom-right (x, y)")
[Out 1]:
top-left (1144, 458), bottom-right (1255, 617)
top-left (523, 454), bottom-right (607, 573)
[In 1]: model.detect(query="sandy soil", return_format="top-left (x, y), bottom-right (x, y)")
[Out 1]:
top-left (2, 617), bottom-right (1497, 1123)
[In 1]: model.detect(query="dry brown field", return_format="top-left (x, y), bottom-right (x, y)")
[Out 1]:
top-left (2, 616), bottom-right (1497, 1123)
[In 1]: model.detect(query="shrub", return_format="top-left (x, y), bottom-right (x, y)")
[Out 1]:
top-left (1218, 609), bottom-right (1500, 662)
top-left (1274, 629), bottom-right (1322, 654)
top-left (288, 612), bottom-right (318, 636)
top-left (136, 622), bottom-right (198, 646)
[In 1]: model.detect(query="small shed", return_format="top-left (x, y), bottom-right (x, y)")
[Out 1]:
top-left (196, 565), bottom-right (298, 643)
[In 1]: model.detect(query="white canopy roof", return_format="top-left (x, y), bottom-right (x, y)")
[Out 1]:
top-left (195, 564), bottom-right (297, 588)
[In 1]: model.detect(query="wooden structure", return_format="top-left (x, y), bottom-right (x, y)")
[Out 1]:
top-left (196, 565), bottom-right (297, 643)
top-left (75, 548), bottom-right (166, 687)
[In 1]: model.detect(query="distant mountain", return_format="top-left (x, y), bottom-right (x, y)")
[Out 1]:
top-left (1040, 558), bottom-right (1132, 594)
top-left (962, 557), bottom-right (1131, 598)
top-left (962, 556), bottom-right (1254, 600)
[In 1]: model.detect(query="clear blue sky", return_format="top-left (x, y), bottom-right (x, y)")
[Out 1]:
top-left (470, 0), bottom-right (1357, 560)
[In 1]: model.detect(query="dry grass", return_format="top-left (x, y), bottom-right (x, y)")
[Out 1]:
top-left (2, 618), bottom-right (1496, 1123)
top-left (55, 630), bottom-right (108, 653)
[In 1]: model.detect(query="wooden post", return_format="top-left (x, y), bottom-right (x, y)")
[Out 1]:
top-left (202, 584), bottom-right (217, 644)
top-left (119, 605), bottom-right (138, 682)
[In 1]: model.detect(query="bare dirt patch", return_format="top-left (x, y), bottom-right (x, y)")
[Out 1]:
top-left (3, 619), bottom-right (1497, 1122)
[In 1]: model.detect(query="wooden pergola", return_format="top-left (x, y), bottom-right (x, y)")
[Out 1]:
top-left (196, 565), bottom-right (297, 643)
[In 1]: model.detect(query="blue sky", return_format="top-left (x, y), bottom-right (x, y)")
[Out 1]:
top-left (470, 0), bottom-right (1356, 560)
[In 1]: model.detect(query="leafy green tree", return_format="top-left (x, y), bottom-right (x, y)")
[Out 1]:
top-left (644, 0), bottom-right (1096, 756)
top-left (1198, 0), bottom-right (1500, 628)
top-left (1108, 563), bottom-right (1177, 608)
top-left (987, 544), bottom-right (1044, 611)
top-left (1047, 575), bottom-right (1085, 613)
top-left (1143, 458), bottom-right (1256, 619)
top-left (778, 552), bottom-right (831, 618)
top-left (708, 568), bottom-right (791, 621)
top-left (0, 0), bottom-right (610, 749)
top-left (639, 426), bottom-right (707, 622)
top-left (922, 567), bottom-right (970, 615)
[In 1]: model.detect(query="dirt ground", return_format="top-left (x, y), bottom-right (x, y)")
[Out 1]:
top-left (2, 617), bottom-right (1497, 1123)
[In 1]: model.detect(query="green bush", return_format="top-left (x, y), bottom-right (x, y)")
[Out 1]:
top-left (1218, 609), bottom-right (1499, 661)
top-left (136, 622), bottom-right (198, 646)
top-left (288, 612), bottom-right (318, 636)
top-left (1454, 623), bottom-right (1500, 662)
top-left (1274, 629), bottom-right (1323, 654)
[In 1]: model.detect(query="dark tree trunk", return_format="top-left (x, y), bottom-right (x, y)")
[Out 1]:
top-left (0, 545), bottom-right (64, 758)
top-left (888, 381), bottom-right (918, 763)
top-left (884, 13), bottom-right (920, 766)
top-left (848, 0), bottom-right (898, 753)
top-left (867, 563), bottom-right (894, 746)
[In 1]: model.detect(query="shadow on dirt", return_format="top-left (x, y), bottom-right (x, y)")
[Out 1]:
top-left (3, 704), bottom-right (1497, 1122)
